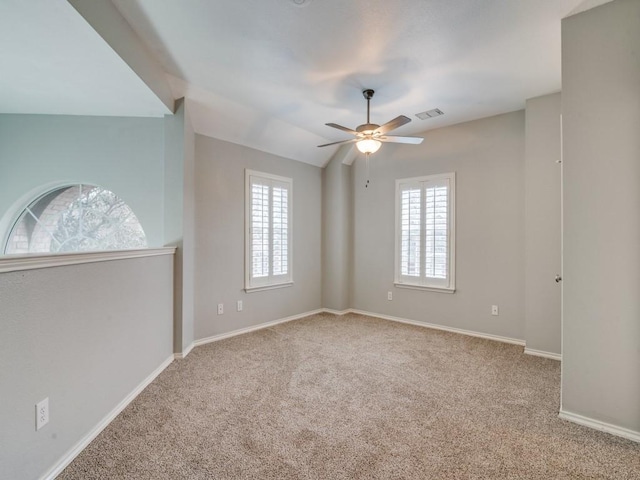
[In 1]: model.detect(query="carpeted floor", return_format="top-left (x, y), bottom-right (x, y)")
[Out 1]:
top-left (59, 313), bottom-right (640, 479)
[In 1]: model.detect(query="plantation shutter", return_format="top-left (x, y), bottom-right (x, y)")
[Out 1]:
top-left (396, 173), bottom-right (454, 291)
top-left (400, 183), bottom-right (422, 277)
top-left (251, 180), bottom-right (270, 278)
top-left (246, 171), bottom-right (292, 290)
top-left (271, 181), bottom-right (289, 276)
top-left (424, 178), bottom-right (450, 287)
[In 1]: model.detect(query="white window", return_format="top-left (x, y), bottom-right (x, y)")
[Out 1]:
top-left (245, 170), bottom-right (292, 291)
top-left (395, 172), bottom-right (455, 293)
top-left (4, 184), bottom-right (147, 255)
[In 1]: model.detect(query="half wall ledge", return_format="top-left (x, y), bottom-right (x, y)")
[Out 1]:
top-left (0, 247), bottom-right (176, 274)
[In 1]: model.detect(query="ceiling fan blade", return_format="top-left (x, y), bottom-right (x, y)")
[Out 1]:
top-left (379, 135), bottom-right (424, 145)
top-left (317, 138), bottom-right (358, 148)
top-left (325, 123), bottom-right (359, 136)
top-left (375, 115), bottom-right (411, 135)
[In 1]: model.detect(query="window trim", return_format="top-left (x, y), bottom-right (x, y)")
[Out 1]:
top-left (245, 169), bottom-right (293, 292)
top-left (394, 172), bottom-right (456, 293)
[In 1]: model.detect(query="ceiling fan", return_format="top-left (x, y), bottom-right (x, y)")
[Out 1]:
top-left (318, 89), bottom-right (424, 154)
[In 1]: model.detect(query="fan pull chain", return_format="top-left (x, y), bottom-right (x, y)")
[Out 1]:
top-left (365, 153), bottom-right (370, 188)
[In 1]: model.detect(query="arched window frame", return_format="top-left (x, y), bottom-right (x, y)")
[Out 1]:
top-left (2, 183), bottom-right (148, 255)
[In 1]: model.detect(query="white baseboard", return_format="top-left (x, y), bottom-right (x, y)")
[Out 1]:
top-left (322, 308), bottom-right (351, 316)
top-left (41, 355), bottom-right (175, 480)
top-left (193, 309), bottom-right (325, 347)
top-left (524, 347), bottom-right (562, 361)
top-left (350, 309), bottom-right (526, 346)
top-left (559, 409), bottom-right (640, 444)
top-left (174, 342), bottom-right (194, 360)
top-left (195, 308), bottom-right (525, 350)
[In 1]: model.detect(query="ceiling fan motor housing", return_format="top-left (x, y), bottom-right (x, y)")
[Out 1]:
top-left (356, 123), bottom-right (380, 134)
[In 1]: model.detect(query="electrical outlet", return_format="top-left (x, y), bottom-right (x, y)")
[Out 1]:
top-left (237, 300), bottom-right (243, 312)
top-left (387, 291), bottom-right (393, 301)
top-left (491, 305), bottom-right (499, 316)
top-left (217, 303), bottom-right (224, 315)
top-left (36, 397), bottom-right (49, 431)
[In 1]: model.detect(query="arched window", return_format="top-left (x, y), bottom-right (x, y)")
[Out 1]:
top-left (4, 185), bottom-right (147, 254)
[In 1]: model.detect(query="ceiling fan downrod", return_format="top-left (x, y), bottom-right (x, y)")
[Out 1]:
top-left (363, 89), bottom-right (374, 124)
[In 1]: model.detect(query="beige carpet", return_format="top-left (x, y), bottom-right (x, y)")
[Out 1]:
top-left (59, 313), bottom-right (640, 479)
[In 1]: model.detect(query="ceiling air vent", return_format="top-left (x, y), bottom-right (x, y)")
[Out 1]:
top-left (416, 108), bottom-right (444, 120)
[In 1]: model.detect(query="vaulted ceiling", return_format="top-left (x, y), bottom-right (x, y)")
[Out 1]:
top-left (2, 0), bottom-right (602, 167)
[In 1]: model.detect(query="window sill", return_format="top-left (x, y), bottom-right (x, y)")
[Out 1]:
top-left (0, 247), bottom-right (176, 274)
top-left (394, 283), bottom-right (455, 294)
top-left (245, 282), bottom-right (293, 293)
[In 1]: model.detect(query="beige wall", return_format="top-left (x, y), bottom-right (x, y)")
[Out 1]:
top-left (351, 111), bottom-right (526, 341)
top-left (524, 93), bottom-right (562, 356)
top-left (194, 135), bottom-right (322, 339)
top-left (182, 101), bottom-right (196, 352)
top-left (561, 0), bottom-right (640, 436)
top-left (164, 99), bottom-right (196, 354)
top-left (322, 154), bottom-right (352, 312)
top-left (0, 255), bottom-right (174, 480)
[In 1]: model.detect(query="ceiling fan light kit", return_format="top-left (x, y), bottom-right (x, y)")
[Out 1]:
top-left (318, 89), bottom-right (424, 155)
top-left (356, 138), bottom-right (381, 154)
